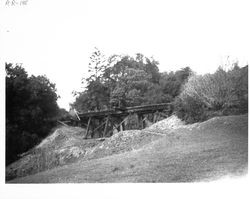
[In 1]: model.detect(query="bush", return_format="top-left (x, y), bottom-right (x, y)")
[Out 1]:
top-left (174, 65), bottom-right (248, 123)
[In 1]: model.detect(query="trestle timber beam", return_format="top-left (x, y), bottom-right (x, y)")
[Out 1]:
top-left (78, 103), bottom-right (171, 119)
top-left (74, 103), bottom-right (172, 139)
top-left (92, 120), bottom-right (107, 134)
top-left (103, 115), bottom-right (110, 137)
top-left (85, 117), bottom-right (92, 139)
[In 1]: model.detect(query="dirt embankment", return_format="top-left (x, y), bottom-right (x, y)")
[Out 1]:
top-left (7, 114), bottom-right (248, 183)
top-left (6, 115), bottom-right (184, 181)
top-left (6, 127), bottom-right (102, 181)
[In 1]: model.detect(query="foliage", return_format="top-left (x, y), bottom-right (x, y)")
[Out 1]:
top-left (72, 50), bottom-right (192, 111)
top-left (159, 67), bottom-right (193, 98)
top-left (6, 63), bottom-right (60, 165)
top-left (73, 49), bottom-right (248, 125)
top-left (174, 65), bottom-right (248, 123)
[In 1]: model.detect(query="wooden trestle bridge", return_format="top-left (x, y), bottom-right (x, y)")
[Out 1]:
top-left (71, 103), bottom-right (173, 139)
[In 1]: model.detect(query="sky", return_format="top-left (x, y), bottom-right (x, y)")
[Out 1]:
top-left (1, 0), bottom-right (249, 110)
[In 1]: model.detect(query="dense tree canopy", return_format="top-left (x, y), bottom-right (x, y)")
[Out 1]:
top-left (6, 63), bottom-right (60, 165)
top-left (72, 49), bottom-right (192, 112)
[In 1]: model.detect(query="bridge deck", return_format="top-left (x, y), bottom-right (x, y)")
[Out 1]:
top-left (73, 103), bottom-right (172, 138)
top-left (78, 103), bottom-right (172, 119)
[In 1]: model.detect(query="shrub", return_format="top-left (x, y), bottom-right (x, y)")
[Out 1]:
top-left (174, 65), bottom-right (248, 123)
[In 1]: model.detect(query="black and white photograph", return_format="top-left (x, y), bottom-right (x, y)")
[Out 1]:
top-left (0, 0), bottom-right (249, 198)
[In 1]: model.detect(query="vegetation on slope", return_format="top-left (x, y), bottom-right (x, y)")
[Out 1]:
top-left (174, 64), bottom-right (248, 123)
top-left (5, 63), bottom-right (63, 165)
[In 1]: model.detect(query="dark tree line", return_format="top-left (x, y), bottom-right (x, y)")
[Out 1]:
top-left (72, 49), bottom-right (193, 112)
top-left (6, 63), bottom-right (61, 165)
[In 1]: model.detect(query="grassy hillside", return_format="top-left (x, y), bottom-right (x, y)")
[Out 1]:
top-left (8, 114), bottom-right (248, 183)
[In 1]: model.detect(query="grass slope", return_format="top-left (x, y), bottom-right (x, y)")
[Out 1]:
top-left (8, 114), bottom-right (248, 183)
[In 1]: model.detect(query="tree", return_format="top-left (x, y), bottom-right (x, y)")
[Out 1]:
top-left (85, 47), bottom-right (107, 82)
top-left (103, 54), bottom-right (161, 107)
top-left (6, 63), bottom-right (60, 165)
top-left (73, 52), bottom-right (193, 112)
top-left (72, 48), bottom-right (111, 111)
top-left (174, 65), bottom-right (248, 123)
top-left (160, 67), bottom-right (192, 98)
top-left (71, 91), bottom-right (90, 112)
